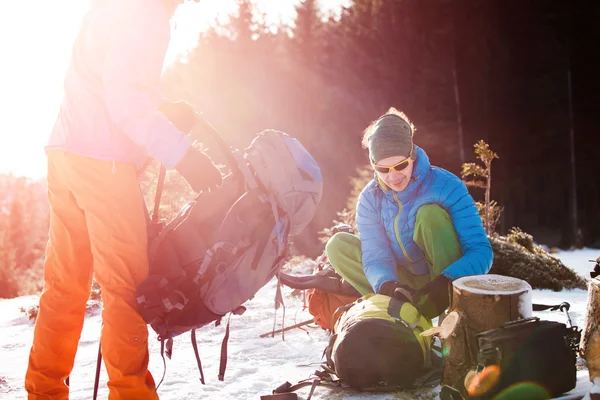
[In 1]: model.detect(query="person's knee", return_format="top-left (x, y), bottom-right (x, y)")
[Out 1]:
top-left (326, 231), bottom-right (359, 255)
top-left (416, 204), bottom-right (451, 231)
top-left (325, 232), bottom-right (360, 266)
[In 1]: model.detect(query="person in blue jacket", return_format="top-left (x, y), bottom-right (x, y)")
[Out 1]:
top-left (325, 107), bottom-right (493, 319)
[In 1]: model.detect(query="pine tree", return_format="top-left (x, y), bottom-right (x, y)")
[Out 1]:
top-left (294, 0), bottom-right (320, 67)
top-left (232, 0), bottom-right (254, 45)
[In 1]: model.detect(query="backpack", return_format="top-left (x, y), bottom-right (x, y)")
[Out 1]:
top-left (325, 293), bottom-right (436, 389)
top-left (439, 302), bottom-right (581, 400)
top-left (306, 287), bottom-right (358, 331)
top-left (271, 293), bottom-right (442, 399)
top-left (468, 316), bottom-right (579, 399)
top-left (135, 129), bottom-right (323, 380)
top-left (305, 253), bottom-right (359, 331)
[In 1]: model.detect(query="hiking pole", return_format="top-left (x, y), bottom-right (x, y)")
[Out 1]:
top-left (92, 343), bottom-right (102, 400)
top-left (259, 318), bottom-right (315, 338)
top-left (533, 302), bottom-right (574, 327)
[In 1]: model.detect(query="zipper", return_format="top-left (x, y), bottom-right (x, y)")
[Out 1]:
top-left (392, 193), bottom-right (414, 263)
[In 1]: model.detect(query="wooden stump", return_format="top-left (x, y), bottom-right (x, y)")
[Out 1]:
top-left (581, 278), bottom-right (600, 383)
top-left (442, 274), bottom-right (532, 395)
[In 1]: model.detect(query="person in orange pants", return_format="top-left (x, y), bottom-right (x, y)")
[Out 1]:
top-left (24, 0), bottom-right (217, 399)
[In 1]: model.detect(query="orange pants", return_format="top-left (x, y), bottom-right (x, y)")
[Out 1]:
top-left (25, 151), bottom-right (158, 400)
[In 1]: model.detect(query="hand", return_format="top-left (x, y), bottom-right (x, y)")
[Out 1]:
top-left (175, 146), bottom-right (222, 192)
top-left (413, 275), bottom-right (452, 317)
top-left (160, 100), bottom-right (198, 134)
top-left (378, 280), bottom-right (415, 302)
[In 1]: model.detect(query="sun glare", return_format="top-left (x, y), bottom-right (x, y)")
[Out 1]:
top-left (0, 1), bottom-right (89, 179)
top-left (0, 0), bottom-right (349, 179)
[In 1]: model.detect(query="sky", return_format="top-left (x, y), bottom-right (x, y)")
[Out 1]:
top-left (0, 0), bottom-right (349, 179)
top-left (0, 249), bottom-right (598, 399)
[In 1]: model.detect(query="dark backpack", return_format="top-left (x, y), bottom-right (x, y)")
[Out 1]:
top-left (439, 302), bottom-right (581, 400)
top-left (468, 316), bottom-right (580, 399)
top-left (135, 129), bottom-right (323, 381)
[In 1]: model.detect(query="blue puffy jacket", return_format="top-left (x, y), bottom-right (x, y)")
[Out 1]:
top-left (356, 146), bottom-right (493, 293)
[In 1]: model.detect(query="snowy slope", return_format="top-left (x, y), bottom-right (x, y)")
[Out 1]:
top-left (0, 249), bottom-right (598, 400)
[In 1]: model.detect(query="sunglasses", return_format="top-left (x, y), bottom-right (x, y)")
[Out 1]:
top-left (372, 147), bottom-right (414, 174)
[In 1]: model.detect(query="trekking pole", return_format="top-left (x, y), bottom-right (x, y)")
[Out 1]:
top-left (533, 302), bottom-right (574, 327)
top-left (559, 302), bottom-right (574, 329)
top-left (259, 318), bottom-right (315, 338)
top-left (92, 344), bottom-right (102, 400)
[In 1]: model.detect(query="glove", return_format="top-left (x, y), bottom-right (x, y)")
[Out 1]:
top-left (160, 100), bottom-right (198, 134)
top-left (332, 224), bottom-right (355, 235)
top-left (413, 275), bottom-right (452, 317)
top-left (378, 280), bottom-right (415, 302)
top-left (175, 146), bottom-right (222, 192)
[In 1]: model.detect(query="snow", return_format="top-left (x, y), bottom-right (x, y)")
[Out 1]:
top-left (454, 274), bottom-right (532, 296)
top-left (581, 378), bottom-right (600, 400)
top-left (520, 288), bottom-right (534, 319)
top-left (0, 248), bottom-right (598, 400)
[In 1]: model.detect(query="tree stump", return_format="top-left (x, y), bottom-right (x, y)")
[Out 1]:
top-left (581, 277), bottom-right (600, 391)
top-left (442, 274), bottom-right (533, 395)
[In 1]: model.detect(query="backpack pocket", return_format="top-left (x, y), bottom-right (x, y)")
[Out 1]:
top-left (200, 215), bottom-right (290, 316)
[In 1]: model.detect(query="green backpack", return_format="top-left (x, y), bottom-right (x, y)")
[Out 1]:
top-left (326, 293), bottom-right (434, 389)
top-left (271, 293), bottom-right (441, 399)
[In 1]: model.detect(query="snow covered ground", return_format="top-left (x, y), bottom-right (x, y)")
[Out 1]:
top-left (0, 248), bottom-right (598, 400)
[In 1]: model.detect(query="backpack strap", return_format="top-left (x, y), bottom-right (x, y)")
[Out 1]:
top-left (387, 296), bottom-right (431, 367)
top-left (218, 315), bottom-right (232, 381)
top-left (305, 379), bottom-right (320, 400)
top-left (156, 338), bottom-right (170, 391)
top-left (272, 372), bottom-right (341, 400)
top-left (194, 241), bottom-right (238, 284)
top-left (324, 333), bottom-right (338, 371)
top-left (190, 329), bottom-right (206, 384)
top-left (271, 278), bottom-right (287, 339)
top-left (152, 164), bottom-right (166, 224)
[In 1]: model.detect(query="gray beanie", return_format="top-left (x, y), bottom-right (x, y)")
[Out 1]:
top-left (367, 114), bottom-right (413, 164)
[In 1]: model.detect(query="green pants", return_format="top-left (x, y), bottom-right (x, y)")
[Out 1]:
top-left (325, 204), bottom-right (461, 317)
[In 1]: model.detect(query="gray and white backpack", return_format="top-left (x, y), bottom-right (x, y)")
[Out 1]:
top-left (135, 129), bottom-right (323, 383)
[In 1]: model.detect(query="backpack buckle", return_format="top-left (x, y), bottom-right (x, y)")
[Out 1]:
top-left (232, 306), bottom-right (246, 316)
